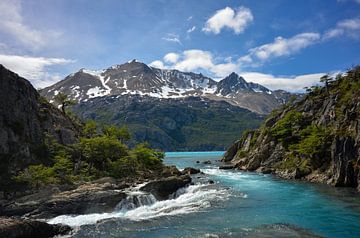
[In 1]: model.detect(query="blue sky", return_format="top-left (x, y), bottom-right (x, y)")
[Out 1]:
top-left (0, 0), bottom-right (359, 91)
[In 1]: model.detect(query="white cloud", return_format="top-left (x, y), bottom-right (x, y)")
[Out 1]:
top-left (161, 33), bottom-right (181, 44)
top-left (241, 72), bottom-right (325, 92)
top-left (324, 18), bottom-right (360, 40)
top-left (0, 54), bottom-right (74, 88)
top-left (241, 32), bottom-right (320, 65)
top-left (151, 48), bottom-right (327, 92)
top-left (202, 6), bottom-right (253, 34)
top-left (0, 0), bottom-right (61, 51)
top-left (163, 53), bottom-right (179, 64)
top-left (152, 49), bottom-right (237, 78)
top-left (149, 60), bottom-right (165, 69)
top-left (187, 26), bottom-right (196, 33)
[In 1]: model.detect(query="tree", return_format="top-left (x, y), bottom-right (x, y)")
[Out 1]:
top-left (320, 74), bottom-right (332, 94)
top-left (102, 125), bottom-right (131, 143)
top-left (54, 92), bottom-right (76, 114)
top-left (79, 136), bottom-right (128, 173)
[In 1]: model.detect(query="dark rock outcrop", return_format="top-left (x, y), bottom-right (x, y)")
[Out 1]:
top-left (0, 217), bottom-right (71, 238)
top-left (0, 65), bottom-right (80, 195)
top-left (1, 181), bottom-right (127, 219)
top-left (140, 175), bottom-right (191, 200)
top-left (223, 66), bottom-right (360, 191)
top-left (182, 167), bottom-right (201, 175)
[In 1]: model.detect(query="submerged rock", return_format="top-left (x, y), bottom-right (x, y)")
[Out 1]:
top-left (140, 175), bottom-right (191, 200)
top-left (202, 160), bottom-right (212, 165)
top-left (0, 217), bottom-right (71, 238)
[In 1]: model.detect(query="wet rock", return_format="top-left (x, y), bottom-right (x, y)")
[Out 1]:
top-left (208, 180), bottom-right (215, 184)
top-left (182, 167), bottom-right (201, 175)
top-left (202, 160), bottom-right (212, 165)
top-left (162, 165), bottom-right (182, 177)
top-left (140, 175), bottom-right (191, 200)
top-left (1, 182), bottom-right (127, 219)
top-left (196, 161), bottom-right (200, 164)
top-left (0, 217), bottom-right (71, 238)
top-left (219, 164), bottom-right (235, 170)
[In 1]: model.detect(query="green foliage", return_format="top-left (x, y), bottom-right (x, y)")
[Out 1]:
top-left (270, 110), bottom-right (303, 148)
top-left (79, 136), bottom-right (128, 172)
top-left (83, 120), bottom-right (98, 138)
top-left (9, 121), bottom-right (165, 191)
top-left (131, 143), bottom-right (164, 170)
top-left (15, 165), bottom-right (58, 188)
top-left (102, 125), bottom-right (131, 142)
top-left (289, 125), bottom-right (326, 158)
top-left (54, 92), bottom-right (76, 113)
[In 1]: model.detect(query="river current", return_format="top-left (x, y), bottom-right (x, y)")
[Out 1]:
top-left (48, 151), bottom-right (360, 238)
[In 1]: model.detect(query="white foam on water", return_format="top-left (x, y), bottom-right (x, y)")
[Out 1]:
top-left (47, 183), bottom-right (229, 227)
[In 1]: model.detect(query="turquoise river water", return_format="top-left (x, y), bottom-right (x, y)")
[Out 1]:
top-left (50, 151), bottom-right (360, 238)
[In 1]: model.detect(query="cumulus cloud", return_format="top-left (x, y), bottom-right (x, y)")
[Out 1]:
top-left (163, 53), bottom-right (179, 64)
top-left (150, 47), bottom-right (327, 92)
top-left (0, 0), bottom-right (61, 51)
top-left (149, 60), bottom-right (165, 69)
top-left (0, 54), bottom-right (74, 88)
top-left (151, 49), bottom-right (237, 78)
top-left (240, 32), bottom-right (320, 65)
top-left (241, 72), bottom-right (325, 92)
top-left (202, 6), bottom-right (253, 34)
top-left (323, 18), bottom-right (360, 40)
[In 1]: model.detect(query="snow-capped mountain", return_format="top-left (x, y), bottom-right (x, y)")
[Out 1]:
top-left (41, 60), bottom-right (293, 114)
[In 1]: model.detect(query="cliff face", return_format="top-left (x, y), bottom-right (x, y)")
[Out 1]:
top-left (223, 66), bottom-right (360, 191)
top-left (0, 65), bottom-right (80, 189)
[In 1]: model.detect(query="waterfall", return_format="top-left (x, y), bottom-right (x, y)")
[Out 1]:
top-left (115, 192), bottom-right (157, 211)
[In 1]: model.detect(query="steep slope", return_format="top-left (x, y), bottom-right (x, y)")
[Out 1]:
top-left (222, 66), bottom-right (360, 190)
top-left (72, 95), bottom-right (264, 151)
top-left (40, 60), bottom-right (292, 114)
top-left (0, 65), bottom-right (80, 192)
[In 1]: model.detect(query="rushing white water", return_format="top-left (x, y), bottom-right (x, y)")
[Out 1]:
top-left (47, 183), bottom-right (229, 227)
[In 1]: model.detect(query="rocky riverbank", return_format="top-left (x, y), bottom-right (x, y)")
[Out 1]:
top-left (0, 166), bottom-right (193, 220)
top-left (222, 67), bottom-right (360, 191)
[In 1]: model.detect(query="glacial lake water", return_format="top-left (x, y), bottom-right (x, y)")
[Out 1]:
top-left (52, 151), bottom-right (360, 238)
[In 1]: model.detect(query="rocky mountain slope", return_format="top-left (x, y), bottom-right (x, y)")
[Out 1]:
top-left (222, 66), bottom-right (360, 190)
top-left (72, 95), bottom-right (264, 151)
top-left (0, 65), bottom-right (81, 193)
top-left (40, 60), bottom-right (292, 114)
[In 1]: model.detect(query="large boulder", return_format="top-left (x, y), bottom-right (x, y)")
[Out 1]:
top-left (1, 182), bottom-right (127, 219)
top-left (140, 175), bottom-right (191, 200)
top-left (182, 167), bottom-right (201, 175)
top-left (0, 217), bottom-right (71, 238)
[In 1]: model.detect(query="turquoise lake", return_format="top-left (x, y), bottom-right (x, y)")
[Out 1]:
top-left (55, 151), bottom-right (360, 238)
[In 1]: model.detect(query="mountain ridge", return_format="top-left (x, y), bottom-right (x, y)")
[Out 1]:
top-left (40, 60), bottom-right (293, 114)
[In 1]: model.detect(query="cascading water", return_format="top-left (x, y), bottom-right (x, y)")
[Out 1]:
top-left (47, 182), bottom-right (229, 227)
top-left (115, 191), bottom-right (157, 212)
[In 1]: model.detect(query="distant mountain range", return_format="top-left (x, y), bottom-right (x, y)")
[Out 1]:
top-left (41, 60), bottom-right (293, 114)
top-left (40, 60), bottom-right (296, 151)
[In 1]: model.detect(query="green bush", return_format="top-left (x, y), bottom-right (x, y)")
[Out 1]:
top-left (270, 110), bottom-right (303, 148)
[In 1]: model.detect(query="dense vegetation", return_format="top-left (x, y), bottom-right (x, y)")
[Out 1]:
top-left (12, 121), bottom-right (164, 190)
top-left (228, 66), bottom-right (360, 183)
top-left (72, 96), bottom-right (264, 151)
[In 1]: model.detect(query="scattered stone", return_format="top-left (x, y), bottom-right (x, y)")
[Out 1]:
top-left (202, 160), bottom-right (212, 165)
top-left (208, 180), bottom-right (215, 184)
top-left (196, 161), bottom-right (200, 164)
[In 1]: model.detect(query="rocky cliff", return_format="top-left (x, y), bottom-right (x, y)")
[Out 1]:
top-left (223, 66), bottom-right (360, 191)
top-left (0, 65), bottom-right (80, 193)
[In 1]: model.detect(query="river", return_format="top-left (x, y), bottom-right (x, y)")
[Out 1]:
top-left (49, 151), bottom-right (360, 238)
